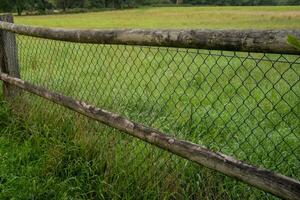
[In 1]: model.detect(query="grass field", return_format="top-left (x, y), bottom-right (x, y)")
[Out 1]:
top-left (1, 6), bottom-right (299, 200)
top-left (15, 6), bottom-right (300, 29)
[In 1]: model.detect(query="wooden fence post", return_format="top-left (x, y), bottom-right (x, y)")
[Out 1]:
top-left (0, 14), bottom-right (20, 99)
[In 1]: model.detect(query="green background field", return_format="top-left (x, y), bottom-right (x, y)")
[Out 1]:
top-left (15, 6), bottom-right (300, 29)
top-left (1, 6), bottom-right (299, 200)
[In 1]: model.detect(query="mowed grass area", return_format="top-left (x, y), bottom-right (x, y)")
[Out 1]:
top-left (0, 6), bottom-right (299, 199)
top-left (15, 6), bottom-right (300, 29)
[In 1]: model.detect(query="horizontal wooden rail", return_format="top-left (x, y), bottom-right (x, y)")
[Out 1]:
top-left (0, 21), bottom-right (300, 54)
top-left (0, 72), bottom-right (299, 200)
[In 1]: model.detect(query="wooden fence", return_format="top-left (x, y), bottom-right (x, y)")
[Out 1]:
top-left (0, 14), bottom-right (300, 200)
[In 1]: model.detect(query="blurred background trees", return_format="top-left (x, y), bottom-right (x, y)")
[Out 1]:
top-left (0, 0), bottom-right (299, 15)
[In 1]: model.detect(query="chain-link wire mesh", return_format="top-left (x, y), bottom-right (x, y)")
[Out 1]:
top-left (5, 34), bottom-right (299, 199)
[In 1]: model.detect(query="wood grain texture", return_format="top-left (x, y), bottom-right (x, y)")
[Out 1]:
top-left (0, 14), bottom-right (20, 98)
top-left (0, 21), bottom-right (299, 54)
top-left (0, 72), bottom-right (299, 200)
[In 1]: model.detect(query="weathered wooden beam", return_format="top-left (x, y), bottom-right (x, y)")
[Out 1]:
top-left (0, 21), bottom-right (299, 54)
top-left (0, 15), bottom-right (20, 98)
top-left (0, 72), bottom-right (299, 200)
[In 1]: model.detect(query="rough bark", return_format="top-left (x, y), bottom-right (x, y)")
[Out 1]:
top-left (0, 15), bottom-right (20, 99)
top-left (0, 72), bottom-right (299, 200)
top-left (0, 21), bottom-right (299, 54)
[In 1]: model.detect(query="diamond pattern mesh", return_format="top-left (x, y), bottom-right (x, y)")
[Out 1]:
top-left (3, 34), bottom-right (299, 199)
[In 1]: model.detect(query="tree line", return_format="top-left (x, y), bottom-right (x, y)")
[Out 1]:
top-left (1, 0), bottom-right (299, 16)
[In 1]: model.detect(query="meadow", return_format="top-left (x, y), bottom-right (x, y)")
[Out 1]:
top-left (0, 6), bottom-right (299, 199)
top-left (15, 6), bottom-right (300, 29)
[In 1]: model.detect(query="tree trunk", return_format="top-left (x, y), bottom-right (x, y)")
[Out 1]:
top-left (15, 0), bottom-right (22, 16)
top-left (62, 0), bottom-right (66, 12)
top-left (41, 0), bottom-right (46, 12)
top-left (17, 8), bottom-right (22, 16)
top-left (176, 0), bottom-right (183, 4)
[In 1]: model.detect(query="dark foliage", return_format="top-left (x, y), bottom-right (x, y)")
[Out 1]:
top-left (0, 0), bottom-right (299, 15)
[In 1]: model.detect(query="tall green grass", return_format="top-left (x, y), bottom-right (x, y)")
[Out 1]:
top-left (0, 6), bottom-right (299, 199)
top-left (17, 35), bottom-right (300, 178)
top-left (0, 95), bottom-right (277, 199)
top-left (0, 33), bottom-right (298, 199)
